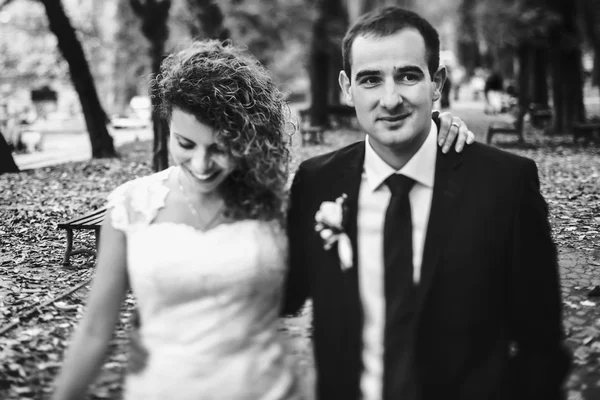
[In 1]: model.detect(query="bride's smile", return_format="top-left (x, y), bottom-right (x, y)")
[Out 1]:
top-left (169, 108), bottom-right (235, 195)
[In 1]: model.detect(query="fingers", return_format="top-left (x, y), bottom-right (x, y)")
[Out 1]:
top-left (130, 308), bottom-right (141, 329)
top-left (454, 124), bottom-right (468, 153)
top-left (466, 130), bottom-right (475, 144)
top-left (127, 327), bottom-right (149, 374)
top-left (442, 116), bottom-right (462, 154)
top-left (454, 125), bottom-right (476, 153)
top-left (437, 111), bottom-right (452, 147)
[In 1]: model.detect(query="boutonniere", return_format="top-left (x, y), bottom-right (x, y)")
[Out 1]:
top-left (314, 193), bottom-right (353, 271)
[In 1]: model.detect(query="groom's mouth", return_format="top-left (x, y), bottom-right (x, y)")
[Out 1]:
top-left (378, 113), bottom-right (410, 123)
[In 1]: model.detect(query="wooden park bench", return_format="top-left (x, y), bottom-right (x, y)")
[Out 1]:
top-left (486, 105), bottom-right (553, 145)
top-left (298, 108), bottom-right (325, 146)
top-left (327, 104), bottom-right (356, 128)
top-left (572, 121), bottom-right (600, 144)
top-left (486, 115), bottom-right (523, 144)
top-left (58, 208), bottom-right (106, 266)
top-left (528, 105), bottom-right (553, 129)
top-left (297, 105), bottom-right (356, 146)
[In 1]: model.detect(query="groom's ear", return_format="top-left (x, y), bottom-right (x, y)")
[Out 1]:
top-left (339, 70), bottom-right (354, 106)
top-left (432, 66), bottom-right (447, 102)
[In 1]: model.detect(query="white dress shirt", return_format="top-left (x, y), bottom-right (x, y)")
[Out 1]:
top-left (357, 122), bottom-right (438, 400)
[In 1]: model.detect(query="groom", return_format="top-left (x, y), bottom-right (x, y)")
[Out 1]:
top-left (282, 6), bottom-right (570, 400)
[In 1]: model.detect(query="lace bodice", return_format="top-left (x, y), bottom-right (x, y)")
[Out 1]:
top-left (105, 167), bottom-right (303, 400)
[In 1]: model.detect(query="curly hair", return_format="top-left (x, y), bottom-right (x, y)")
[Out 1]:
top-left (152, 40), bottom-right (293, 222)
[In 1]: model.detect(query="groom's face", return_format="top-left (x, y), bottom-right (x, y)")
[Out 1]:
top-left (339, 28), bottom-right (445, 161)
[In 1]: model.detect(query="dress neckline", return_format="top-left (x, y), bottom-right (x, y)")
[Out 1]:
top-left (153, 166), bottom-right (254, 235)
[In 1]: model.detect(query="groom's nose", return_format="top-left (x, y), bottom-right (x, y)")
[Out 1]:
top-left (379, 80), bottom-right (404, 110)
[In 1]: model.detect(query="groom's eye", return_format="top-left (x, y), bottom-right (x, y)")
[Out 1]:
top-left (359, 76), bottom-right (380, 86)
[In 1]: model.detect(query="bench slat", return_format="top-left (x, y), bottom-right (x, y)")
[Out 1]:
top-left (71, 213), bottom-right (102, 225)
top-left (58, 208), bottom-right (107, 229)
top-left (65, 207), bottom-right (105, 223)
top-left (81, 214), bottom-right (106, 226)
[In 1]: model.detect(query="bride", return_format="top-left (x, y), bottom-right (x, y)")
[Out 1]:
top-left (51, 39), bottom-right (470, 400)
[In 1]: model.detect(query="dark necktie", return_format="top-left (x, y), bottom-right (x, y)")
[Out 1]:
top-left (383, 174), bottom-right (418, 400)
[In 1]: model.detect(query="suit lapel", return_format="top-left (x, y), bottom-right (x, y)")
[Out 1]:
top-left (415, 146), bottom-right (466, 316)
top-left (330, 142), bottom-right (364, 310)
top-left (324, 143), bottom-right (365, 395)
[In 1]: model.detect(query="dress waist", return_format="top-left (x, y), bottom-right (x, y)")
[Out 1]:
top-left (125, 332), bottom-right (297, 400)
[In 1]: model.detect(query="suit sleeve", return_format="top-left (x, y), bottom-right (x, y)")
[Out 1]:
top-left (509, 159), bottom-right (571, 400)
top-left (280, 166), bottom-right (310, 316)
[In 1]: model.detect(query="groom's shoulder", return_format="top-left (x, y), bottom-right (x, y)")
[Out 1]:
top-left (461, 142), bottom-right (538, 179)
top-left (464, 141), bottom-right (535, 168)
top-left (297, 141), bottom-right (363, 174)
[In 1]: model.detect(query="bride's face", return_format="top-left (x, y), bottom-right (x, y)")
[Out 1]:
top-left (169, 108), bottom-right (235, 194)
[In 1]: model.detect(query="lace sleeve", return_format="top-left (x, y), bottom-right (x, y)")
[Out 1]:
top-left (105, 169), bottom-right (172, 233)
top-left (106, 182), bottom-right (131, 232)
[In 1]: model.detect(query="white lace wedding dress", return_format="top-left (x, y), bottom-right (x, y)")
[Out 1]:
top-left (106, 167), bottom-right (306, 400)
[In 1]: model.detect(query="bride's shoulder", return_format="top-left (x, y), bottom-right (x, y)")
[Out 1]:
top-left (106, 167), bottom-right (175, 228)
top-left (109, 167), bottom-right (173, 199)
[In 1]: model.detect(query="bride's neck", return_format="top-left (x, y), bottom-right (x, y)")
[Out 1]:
top-left (177, 169), bottom-right (225, 207)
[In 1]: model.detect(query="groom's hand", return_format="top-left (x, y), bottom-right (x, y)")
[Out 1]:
top-left (127, 309), bottom-right (149, 374)
top-left (437, 111), bottom-right (475, 153)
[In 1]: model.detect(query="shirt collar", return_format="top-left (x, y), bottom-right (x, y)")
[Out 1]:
top-left (363, 121), bottom-right (437, 192)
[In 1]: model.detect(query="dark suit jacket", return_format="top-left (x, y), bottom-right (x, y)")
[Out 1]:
top-left (282, 139), bottom-right (571, 400)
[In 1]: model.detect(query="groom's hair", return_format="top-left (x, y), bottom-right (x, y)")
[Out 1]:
top-left (341, 6), bottom-right (440, 78)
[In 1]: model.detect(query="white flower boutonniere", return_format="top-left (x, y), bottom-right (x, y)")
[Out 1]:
top-left (314, 193), bottom-right (353, 271)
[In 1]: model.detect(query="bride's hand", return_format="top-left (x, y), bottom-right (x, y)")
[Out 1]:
top-left (437, 112), bottom-right (475, 153)
top-left (127, 309), bottom-right (149, 374)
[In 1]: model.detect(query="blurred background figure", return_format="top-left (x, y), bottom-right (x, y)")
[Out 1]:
top-left (451, 65), bottom-right (466, 101)
top-left (470, 68), bottom-right (486, 101)
top-left (484, 70), bottom-right (504, 115)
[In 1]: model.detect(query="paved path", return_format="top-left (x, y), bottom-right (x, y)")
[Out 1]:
top-left (13, 127), bottom-right (152, 170)
top-left (560, 249), bottom-right (600, 291)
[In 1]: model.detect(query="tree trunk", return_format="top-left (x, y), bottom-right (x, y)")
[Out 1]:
top-left (39, 0), bottom-right (116, 158)
top-left (308, 0), bottom-right (348, 125)
top-left (0, 130), bottom-right (19, 174)
top-left (457, 0), bottom-right (481, 77)
top-left (131, 0), bottom-right (171, 172)
top-left (496, 46), bottom-right (515, 80)
top-left (186, 0), bottom-right (230, 40)
top-left (326, 0), bottom-right (347, 107)
top-left (114, 0), bottom-right (147, 111)
top-left (150, 50), bottom-right (170, 173)
top-left (531, 47), bottom-right (549, 107)
top-left (308, 4), bottom-right (330, 127)
top-left (548, 0), bottom-right (585, 132)
top-left (551, 50), bottom-right (585, 132)
top-left (582, 0), bottom-right (600, 96)
top-left (515, 44), bottom-right (531, 137)
top-left (345, 0), bottom-right (376, 22)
